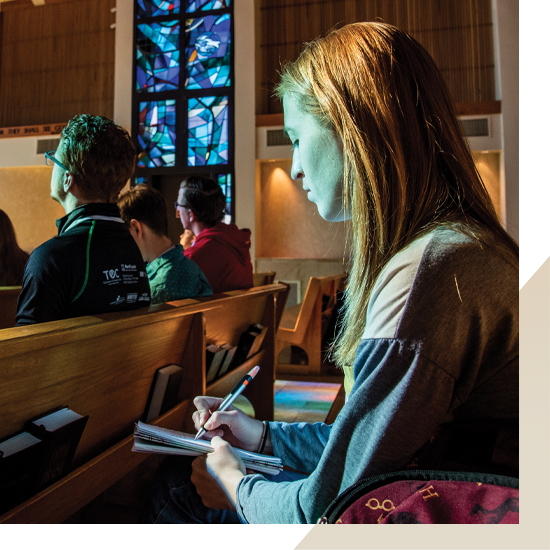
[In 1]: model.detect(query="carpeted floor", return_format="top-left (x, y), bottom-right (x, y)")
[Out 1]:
top-left (274, 379), bottom-right (342, 423)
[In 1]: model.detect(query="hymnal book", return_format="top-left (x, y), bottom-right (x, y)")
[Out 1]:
top-left (0, 430), bottom-right (44, 514)
top-left (143, 364), bottom-right (184, 423)
top-left (247, 324), bottom-right (268, 358)
top-left (132, 422), bottom-right (282, 476)
top-left (25, 406), bottom-right (88, 491)
top-left (215, 344), bottom-right (237, 379)
top-left (231, 324), bottom-right (267, 371)
top-left (205, 345), bottom-right (228, 384)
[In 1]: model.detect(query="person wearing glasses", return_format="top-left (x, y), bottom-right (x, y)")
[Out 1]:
top-left (175, 176), bottom-right (253, 294)
top-left (15, 114), bottom-right (151, 326)
top-left (117, 184), bottom-right (212, 305)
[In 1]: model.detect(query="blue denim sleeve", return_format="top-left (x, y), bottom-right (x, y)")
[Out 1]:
top-left (267, 421), bottom-right (332, 474)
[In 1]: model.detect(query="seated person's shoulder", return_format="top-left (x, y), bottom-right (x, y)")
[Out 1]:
top-left (419, 227), bottom-right (518, 282)
top-left (149, 246), bottom-right (212, 302)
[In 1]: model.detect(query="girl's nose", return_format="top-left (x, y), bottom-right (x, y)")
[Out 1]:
top-left (291, 149), bottom-right (304, 180)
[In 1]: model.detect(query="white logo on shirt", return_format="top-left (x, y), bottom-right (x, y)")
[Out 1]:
top-left (104, 269), bottom-right (120, 281)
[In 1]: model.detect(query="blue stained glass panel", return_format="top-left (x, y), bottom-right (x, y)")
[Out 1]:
top-left (188, 96), bottom-right (229, 166)
top-left (186, 0), bottom-right (230, 12)
top-left (138, 100), bottom-right (177, 167)
top-left (185, 14), bottom-right (231, 89)
top-left (137, 0), bottom-right (180, 18)
top-left (217, 173), bottom-right (232, 222)
top-left (136, 21), bottom-right (180, 92)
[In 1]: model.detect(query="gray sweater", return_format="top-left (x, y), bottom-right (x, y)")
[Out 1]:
top-left (236, 228), bottom-right (518, 524)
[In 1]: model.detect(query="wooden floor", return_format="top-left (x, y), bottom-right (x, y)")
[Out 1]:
top-left (64, 365), bottom-right (344, 524)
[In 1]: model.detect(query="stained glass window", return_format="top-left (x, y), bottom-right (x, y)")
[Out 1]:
top-left (133, 0), bottom-right (234, 217)
top-left (188, 96), bottom-right (229, 166)
top-left (136, 21), bottom-right (180, 92)
top-left (185, 15), bottom-right (231, 89)
top-left (137, 0), bottom-right (180, 18)
top-left (218, 173), bottom-right (232, 221)
top-left (186, 0), bottom-right (230, 13)
top-left (137, 100), bottom-right (177, 167)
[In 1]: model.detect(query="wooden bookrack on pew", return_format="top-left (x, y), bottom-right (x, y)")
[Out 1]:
top-left (0, 283), bottom-right (287, 524)
top-left (252, 271), bottom-right (276, 287)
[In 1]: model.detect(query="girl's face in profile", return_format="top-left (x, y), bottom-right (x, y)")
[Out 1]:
top-left (283, 94), bottom-right (348, 222)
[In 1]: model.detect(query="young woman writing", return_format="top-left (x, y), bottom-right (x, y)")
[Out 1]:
top-left (141, 22), bottom-right (518, 524)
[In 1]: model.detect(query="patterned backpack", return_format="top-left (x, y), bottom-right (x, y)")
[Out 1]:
top-left (318, 469), bottom-right (519, 524)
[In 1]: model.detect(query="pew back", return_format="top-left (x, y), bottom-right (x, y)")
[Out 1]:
top-left (167, 284), bottom-right (284, 422)
top-left (0, 309), bottom-right (205, 467)
top-left (0, 286), bottom-right (21, 329)
top-left (276, 274), bottom-right (346, 376)
top-left (253, 271), bottom-right (276, 286)
top-left (0, 283), bottom-right (286, 523)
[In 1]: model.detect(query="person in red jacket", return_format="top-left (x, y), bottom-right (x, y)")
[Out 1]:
top-left (175, 176), bottom-right (253, 294)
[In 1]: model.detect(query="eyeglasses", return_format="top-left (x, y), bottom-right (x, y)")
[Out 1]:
top-left (45, 150), bottom-right (69, 172)
top-left (174, 201), bottom-right (189, 210)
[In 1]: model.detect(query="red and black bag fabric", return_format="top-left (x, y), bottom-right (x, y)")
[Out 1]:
top-left (318, 470), bottom-right (519, 524)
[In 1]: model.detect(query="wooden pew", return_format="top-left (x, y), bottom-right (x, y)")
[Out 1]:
top-left (166, 284), bottom-right (286, 423)
top-left (275, 274), bottom-right (346, 376)
top-left (0, 307), bottom-right (204, 523)
top-left (0, 283), bottom-right (286, 523)
top-left (253, 271), bottom-right (276, 287)
top-left (0, 286), bottom-right (21, 329)
top-left (274, 281), bottom-right (291, 331)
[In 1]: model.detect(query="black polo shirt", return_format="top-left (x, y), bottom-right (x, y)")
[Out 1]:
top-left (16, 203), bottom-right (151, 326)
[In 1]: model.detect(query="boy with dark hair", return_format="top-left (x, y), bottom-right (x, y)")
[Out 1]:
top-left (176, 176), bottom-right (253, 294)
top-left (118, 185), bottom-right (212, 304)
top-left (16, 114), bottom-right (151, 325)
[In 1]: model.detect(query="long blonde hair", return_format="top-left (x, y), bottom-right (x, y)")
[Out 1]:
top-left (275, 22), bottom-right (518, 367)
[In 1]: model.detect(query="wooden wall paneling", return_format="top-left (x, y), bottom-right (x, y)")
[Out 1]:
top-left (259, 0), bottom-right (495, 114)
top-left (0, 0), bottom-right (116, 127)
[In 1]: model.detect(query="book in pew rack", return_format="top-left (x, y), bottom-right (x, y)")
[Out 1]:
top-left (132, 422), bottom-right (283, 476)
top-left (205, 345), bottom-right (228, 384)
top-left (25, 406), bottom-right (89, 492)
top-left (0, 407), bottom-right (87, 513)
top-left (230, 324), bottom-right (268, 372)
top-left (215, 343), bottom-right (237, 379)
top-left (247, 324), bottom-right (268, 358)
top-left (0, 430), bottom-right (44, 514)
top-left (143, 364), bottom-right (184, 423)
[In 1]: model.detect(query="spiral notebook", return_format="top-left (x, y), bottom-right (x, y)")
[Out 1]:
top-left (132, 421), bottom-right (283, 476)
